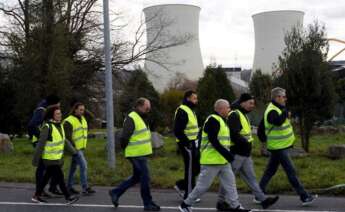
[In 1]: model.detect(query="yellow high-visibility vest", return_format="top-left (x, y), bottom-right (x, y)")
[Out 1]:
top-left (125, 111), bottom-right (152, 157)
top-left (264, 103), bottom-right (295, 150)
top-left (200, 114), bottom-right (230, 165)
top-left (42, 123), bottom-right (65, 160)
top-left (174, 105), bottom-right (199, 142)
top-left (64, 115), bottom-right (88, 150)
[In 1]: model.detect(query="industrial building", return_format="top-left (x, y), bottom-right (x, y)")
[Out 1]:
top-left (143, 4), bottom-right (204, 92)
top-left (252, 10), bottom-right (304, 77)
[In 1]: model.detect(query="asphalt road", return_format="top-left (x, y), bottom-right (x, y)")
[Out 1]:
top-left (0, 183), bottom-right (343, 212)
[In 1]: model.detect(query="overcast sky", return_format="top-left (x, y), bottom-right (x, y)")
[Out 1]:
top-left (110, 0), bottom-right (345, 68)
top-left (1, 0), bottom-right (344, 69)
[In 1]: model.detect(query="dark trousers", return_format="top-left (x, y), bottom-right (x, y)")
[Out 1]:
top-left (110, 156), bottom-right (153, 206)
top-left (175, 141), bottom-right (200, 199)
top-left (35, 159), bottom-right (58, 192)
top-left (36, 164), bottom-right (70, 199)
top-left (259, 148), bottom-right (309, 200)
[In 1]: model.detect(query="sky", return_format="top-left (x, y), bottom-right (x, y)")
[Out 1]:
top-left (1, 0), bottom-right (345, 69)
top-left (109, 0), bottom-right (345, 69)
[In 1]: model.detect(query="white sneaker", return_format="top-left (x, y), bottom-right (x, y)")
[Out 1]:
top-left (195, 198), bottom-right (201, 203)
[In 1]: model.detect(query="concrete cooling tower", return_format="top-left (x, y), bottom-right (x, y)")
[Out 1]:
top-left (252, 10), bottom-right (304, 76)
top-left (143, 4), bottom-right (204, 91)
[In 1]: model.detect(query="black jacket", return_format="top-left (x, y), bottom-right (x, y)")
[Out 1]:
top-left (202, 112), bottom-right (234, 163)
top-left (174, 100), bottom-right (197, 147)
top-left (228, 106), bottom-right (252, 157)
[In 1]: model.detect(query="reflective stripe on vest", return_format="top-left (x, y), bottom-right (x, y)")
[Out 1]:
top-left (264, 103), bottom-right (295, 150)
top-left (200, 114), bottom-right (230, 165)
top-left (175, 105), bottom-right (199, 142)
top-left (125, 111), bottom-right (153, 157)
top-left (42, 123), bottom-right (65, 160)
top-left (64, 115), bottom-right (88, 150)
top-left (229, 110), bottom-right (254, 146)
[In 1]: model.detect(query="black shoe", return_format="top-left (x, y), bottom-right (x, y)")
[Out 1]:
top-left (31, 195), bottom-right (47, 203)
top-left (216, 201), bottom-right (231, 211)
top-left (49, 188), bottom-right (64, 196)
top-left (178, 202), bottom-right (192, 212)
top-left (144, 202), bottom-right (160, 211)
top-left (66, 195), bottom-right (79, 205)
top-left (69, 187), bottom-right (80, 195)
top-left (261, 196), bottom-right (279, 209)
top-left (108, 190), bottom-right (119, 208)
top-left (82, 187), bottom-right (96, 195)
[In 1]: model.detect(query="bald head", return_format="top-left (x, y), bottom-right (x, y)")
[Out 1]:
top-left (214, 99), bottom-right (230, 118)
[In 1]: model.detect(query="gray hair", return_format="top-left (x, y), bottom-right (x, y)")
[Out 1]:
top-left (214, 99), bottom-right (229, 111)
top-left (271, 87), bottom-right (286, 99)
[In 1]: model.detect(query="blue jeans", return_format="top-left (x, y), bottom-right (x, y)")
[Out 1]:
top-left (67, 150), bottom-right (88, 190)
top-left (110, 156), bottom-right (153, 206)
top-left (259, 148), bottom-right (309, 200)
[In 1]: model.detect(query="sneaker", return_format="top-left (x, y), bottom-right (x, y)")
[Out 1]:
top-left (66, 195), bottom-right (79, 205)
top-left (108, 190), bottom-right (119, 208)
top-left (69, 187), bottom-right (80, 195)
top-left (48, 188), bottom-right (64, 196)
top-left (31, 195), bottom-right (47, 203)
top-left (178, 202), bottom-right (192, 212)
top-left (82, 187), bottom-right (96, 195)
top-left (261, 196), bottom-right (279, 209)
top-left (144, 202), bottom-right (160, 211)
top-left (174, 185), bottom-right (185, 199)
top-left (217, 203), bottom-right (251, 212)
top-left (252, 197), bottom-right (261, 204)
top-left (302, 194), bottom-right (318, 206)
top-left (195, 198), bottom-right (201, 203)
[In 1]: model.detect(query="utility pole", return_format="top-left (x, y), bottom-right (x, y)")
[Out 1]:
top-left (102, 0), bottom-right (115, 168)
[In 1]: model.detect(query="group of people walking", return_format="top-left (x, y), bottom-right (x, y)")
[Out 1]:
top-left (27, 87), bottom-right (317, 211)
top-left (28, 95), bottom-right (95, 204)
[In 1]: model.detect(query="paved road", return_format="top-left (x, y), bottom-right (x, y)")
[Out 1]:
top-left (0, 183), bottom-right (342, 212)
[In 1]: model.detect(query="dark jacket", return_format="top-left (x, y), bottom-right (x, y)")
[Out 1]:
top-left (203, 112), bottom-right (234, 163)
top-left (32, 121), bottom-right (77, 167)
top-left (174, 100), bottom-right (197, 147)
top-left (228, 106), bottom-right (252, 157)
top-left (28, 100), bottom-right (48, 140)
top-left (120, 110), bottom-right (149, 150)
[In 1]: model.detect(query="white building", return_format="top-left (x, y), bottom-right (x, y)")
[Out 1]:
top-left (143, 4), bottom-right (204, 92)
top-left (252, 10), bottom-right (304, 76)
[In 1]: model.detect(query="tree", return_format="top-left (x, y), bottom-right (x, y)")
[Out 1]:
top-left (118, 70), bottom-right (161, 131)
top-left (197, 65), bottom-right (235, 122)
top-left (159, 88), bottom-right (184, 130)
top-left (249, 69), bottom-right (273, 104)
top-left (276, 21), bottom-right (336, 152)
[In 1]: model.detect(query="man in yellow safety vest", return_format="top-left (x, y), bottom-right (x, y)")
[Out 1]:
top-left (109, 97), bottom-right (160, 211)
top-left (173, 90), bottom-right (200, 200)
top-left (259, 87), bottom-right (317, 206)
top-left (179, 99), bottom-right (251, 212)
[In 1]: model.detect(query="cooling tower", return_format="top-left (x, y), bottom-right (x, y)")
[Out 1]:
top-left (143, 4), bottom-right (204, 91)
top-left (252, 10), bottom-right (304, 76)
